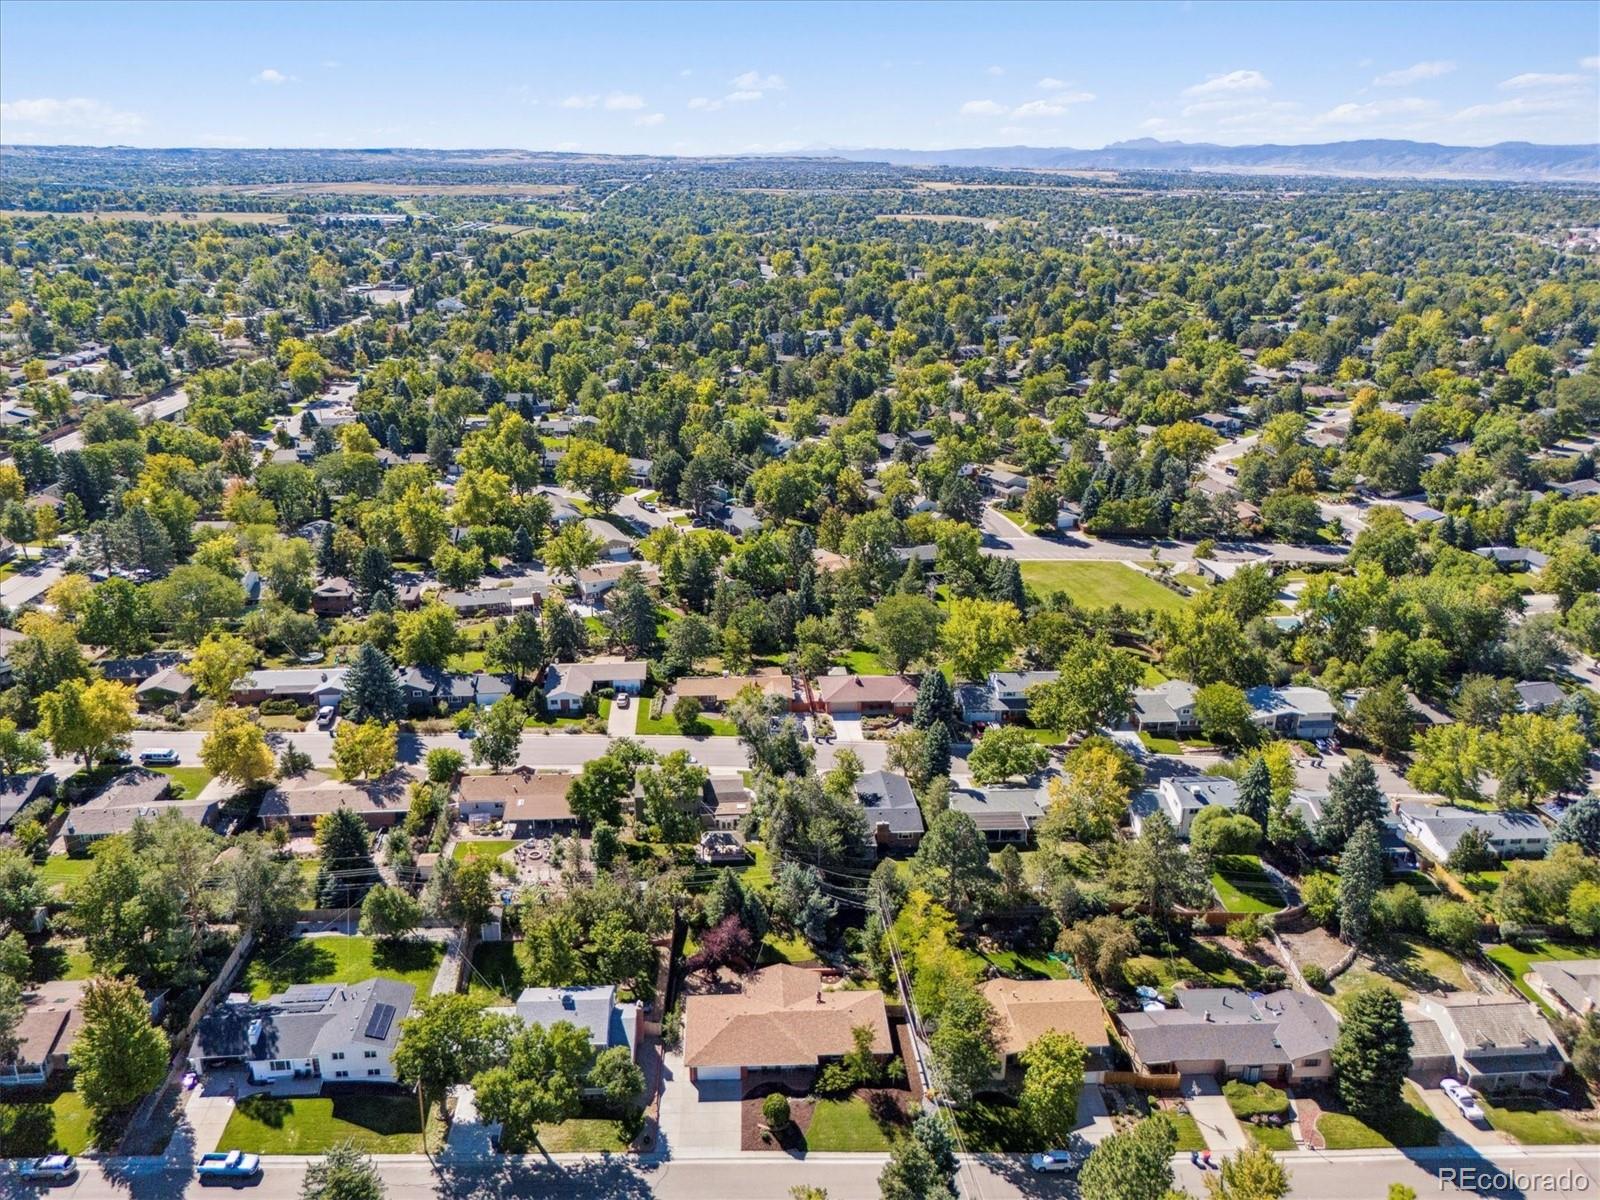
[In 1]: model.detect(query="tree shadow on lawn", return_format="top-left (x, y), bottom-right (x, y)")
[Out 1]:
top-left (234, 1095), bottom-right (293, 1128)
top-left (1361, 940), bottom-right (1456, 996)
top-left (331, 1094), bottom-right (423, 1136)
top-left (246, 939), bottom-right (337, 991)
top-left (0, 1099), bottom-right (62, 1157)
top-left (372, 937), bottom-right (443, 977)
top-left (28, 941), bottom-right (71, 983)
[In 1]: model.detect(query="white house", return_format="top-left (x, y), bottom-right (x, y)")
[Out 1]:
top-left (188, 979), bottom-right (413, 1084)
top-left (1413, 995), bottom-right (1566, 1093)
top-left (1131, 775), bottom-right (1240, 838)
top-left (541, 661), bottom-right (649, 712)
top-left (1131, 679), bottom-right (1200, 737)
top-left (1396, 804), bottom-right (1551, 865)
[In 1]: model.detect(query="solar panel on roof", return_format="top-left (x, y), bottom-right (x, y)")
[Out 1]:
top-left (365, 1002), bottom-right (395, 1041)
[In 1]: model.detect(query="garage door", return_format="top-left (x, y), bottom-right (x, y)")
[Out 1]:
top-left (696, 1066), bottom-right (740, 1082)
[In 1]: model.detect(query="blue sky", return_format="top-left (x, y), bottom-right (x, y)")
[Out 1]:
top-left (2, 1), bottom-right (1596, 152)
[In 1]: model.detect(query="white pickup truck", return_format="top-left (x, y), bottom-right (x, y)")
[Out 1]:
top-left (197, 1150), bottom-right (262, 1181)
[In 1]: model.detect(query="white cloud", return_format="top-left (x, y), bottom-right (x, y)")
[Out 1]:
top-left (731, 71), bottom-right (785, 91)
top-left (560, 94), bottom-right (598, 109)
top-left (986, 65), bottom-right (1006, 77)
top-left (1372, 60), bottom-right (1455, 87)
top-left (1499, 72), bottom-right (1584, 90)
top-left (634, 112), bottom-right (665, 127)
top-left (0, 96), bottom-right (146, 136)
top-left (679, 68), bottom-right (693, 77)
top-left (1037, 77), bottom-right (1067, 91)
top-left (724, 89), bottom-right (763, 103)
top-left (1011, 95), bottom-right (1094, 119)
top-left (959, 99), bottom-right (1007, 116)
top-left (603, 92), bottom-right (646, 110)
top-left (1451, 94), bottom-right (1586, 122)
top-left (320, 60), bottom-right (341, 69)
top-left (687, 96), bottom-right (712, 110)
top-left (1583, 56), bottom-right (1600, 71)
top-left (1182, 69), bottom-right (1270, 97)
top-left (252, 68), bottom-right (294, 85)
top-left (1316, 97), bottom-right (1434, 125)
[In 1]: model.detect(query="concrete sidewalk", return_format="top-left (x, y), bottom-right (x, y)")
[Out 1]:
top-left (1181, 1075), bottom-right (1250, 1153)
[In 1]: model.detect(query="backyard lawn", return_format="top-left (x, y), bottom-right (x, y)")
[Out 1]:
top-left (1019, 561), bottom-right (1190, 614)
top-left (466, 940), bottom-right (530, 1003)
top-left (38, 854), bottom-right (95, 893)
top-left (1328, 940), bottom-right (1473, 1014)
top-left (0, 1085), bottom-right (95, 1156)
top-left (452, 838), bottom-right (516, 864)
top-left (219, 1094), bottom-right (439, 1155)
top-left (239, 935), bottom-right (443, 1000)
top-left (1317, 1086), bottom-right (1441, 1149)
top-left (803, 1096), bottom-right (900, 1152)
top-left (1125, 940), bottom-right (1267, 994)
top-left (29, 938), bottom-right (95, 983)
top-left (1482, 1099), bottom-right (1600, 1145)
top-left (758, 931), bottom-right (816, 965)
top-left (1210, 855), bottom-right (1283, 914)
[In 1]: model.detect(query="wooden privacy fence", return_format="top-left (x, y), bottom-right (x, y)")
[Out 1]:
top-left (1102, 1070), bottom-right (1182, 1091)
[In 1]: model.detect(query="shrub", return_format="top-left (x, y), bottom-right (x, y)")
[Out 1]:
top-left (295, 705), bottom-right (316, 721)
top-left (1224, 1080), bottom-right (1291, 1121)
top-left (762, 1092), bottom-right (791, 1131)
top-left (815, 1062), bottom-right (854, 1096)
top-left (1303, 963), bottom-right (1329, 990)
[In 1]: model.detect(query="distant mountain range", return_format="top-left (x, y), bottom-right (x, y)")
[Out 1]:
top-left (826, 138), bottom-right (1600, 183)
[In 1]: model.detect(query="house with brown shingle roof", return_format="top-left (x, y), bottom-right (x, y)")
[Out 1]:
top-left (668, 669), bottom-right (794, 712)
top-left (811, 673), bottom-right (918, 717)
top-left (682, 964), bottom-right (892, 1084)
top-left (258, 769), bottom-right (413, 834)
top-left (454, 768), bottom-right (577, 837)
top-left (981, 978), bottom-right (1113, 1078)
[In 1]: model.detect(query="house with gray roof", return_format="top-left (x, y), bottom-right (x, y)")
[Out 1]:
top-left (1131, 679), bottom-right (1200, 737)
top-left (62, 770), bottom-right (218, 851)
top-left (1474, 546), bottom-right (1550, 572)
top-left (1514, 680), bottom-right (1566, 713)
top-left (1132, 775), bottom-right (1240, 839)
top-left (188, 978), bottom-right (414, 1084)
top-left (0, 773), bottom-right (55, 833)
top-left (958, 670), bottom-right (1061, 725)
top-left (1396, 803), bottom-right (1550, 865)
top-left (852, 770), bottom-right (925, 850)
top-left (397, 667), bottom-right (514, 715)
top-left (1413, 994), bottom-right (1566, 1092)
top-left (510, 985), bottom-right (640, 1065)
top-left (1119, 988), bottom-right (1339, 1085)
top-left (949, 785), bottom-right (1047, 845)
top-left (1528, 960), bottom-right (1600, 1019)
top-left (542, 661), bottom-right (648, 712)
top-left (1245, 685), bottom-right (1338, 740)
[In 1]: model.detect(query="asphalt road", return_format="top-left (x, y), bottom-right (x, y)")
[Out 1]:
top-left (44, 388), bottom-right (191, 456)
top-left (13, 1146), bottom-right (1598, 1200)
top-left (978, 503), bottom-right (1347, 565)
top-left (59, 727), bottom-right (892, 780)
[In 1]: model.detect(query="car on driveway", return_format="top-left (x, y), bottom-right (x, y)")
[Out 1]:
top-left (1030, 1150), bottom-right (1079, 1173)
top-left (18, 1155), bottom-right (77, 1182)
top-left (1440, 1078), bottom-right (1484, 1121)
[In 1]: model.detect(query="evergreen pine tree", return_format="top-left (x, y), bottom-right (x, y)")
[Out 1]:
top-left (1333, 987), bottom-right (1412, 1121)
top-left (343, 644), bottom-right (405, 723)
top-left (990, 557), bottom-right (1025, 610)
top-left (511, 525), bottom-right (536, 564)
top-left (1338, 821), bottom-right (1383, 946)
top-left (1318, 754), bottom-right (1387, 849)
top-left (1238, 756), bottom-right (1272, 835)
top-left (913, 671), bottom-right (957, 730)
top-left (922, 719), bottom-right (952, 780)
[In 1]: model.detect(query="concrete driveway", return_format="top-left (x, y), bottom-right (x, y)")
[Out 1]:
top-left (1416, 1084), bottom-right (1509, 1148)
top-left (1180, 1075), bottom-right (1250, 1153)
top-left (831, 716), bottom-right (866, 743)
top-left (608, 696), bottom-right (638, 736)
top-left (655, 1052), bottom-right (742, 1157)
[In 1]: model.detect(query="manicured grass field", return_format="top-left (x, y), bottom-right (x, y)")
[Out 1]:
top-left (758, 931), bottom-right (815, 965)
top-left (804, 1097), bottom-right (900, 1152)
top-left (452, 838), bottom-right (516, 863)
top-left (953, 1097), bottom-right (1036, 1152)
top-left (1329, 942), bottom-right (1473, 1012)
top-left (1246, 1124), bottom-right (1297, 1150)
top-left (1210, 855), bottom-right (1283, 914)
top-left (219, 1094), bottom-right (437, 1154)
top-left (37, 854), bottom-right (95, 892)
top-left (1019, 561), bottom-right (1190, 613)
top-left (155, 765), bottom-right (215, 799)
top-left (634, 705), bottom-right (739, 737)
top-left (0, 1085), bottom-right (94, 1155)
top-left (239, 935), bottom-right (443, 1000)
top-left (29, 939), bottom-right (95, 983)
top-left (466, 940), bottom-right (531, 1003)
top-left (1317, 1086), bottom-right (1441, 1149)
top-left (1125, 940), bottom-right (1267, 993)
top-left (1168, 1112), bottom-right (1208, 1152)
top-left (1482, 1099), bottom-right (1600, 1145)
top-left (840, 647), bottom-right (896, 675)
top-left (977, 948), bottom-right (1071, 980)
top-left (1485, 941), bottom-right (1596, 1016)
top-left (536, 1116), bottom-right (631, 1152)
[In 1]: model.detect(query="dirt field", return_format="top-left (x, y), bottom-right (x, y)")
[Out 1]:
top-left (207, 181), bottom-right (576, 197)
top-left (0, 209), bottom-right (288, 225)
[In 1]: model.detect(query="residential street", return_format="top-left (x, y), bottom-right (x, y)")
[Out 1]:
top-left (13, 1146), bottom-right (1598, 1200)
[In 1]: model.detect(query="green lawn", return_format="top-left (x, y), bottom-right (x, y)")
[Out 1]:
top-left (758, 931), bottom-right (816, 965)
top-left (1019, 561), bottom-right (1190, 614)
top-left (1317, 1086), bottom-right (1441, 1149)
top-left (29, 939), bottom-right (95, 983)
top-left (537, 1116), bottom-right (631, 1152)
top-left (1482, 1099), bottom-right (1600, 1145)
top-left (840, 647), bottom-right (895, 675)
top-left (219, 1094), bottom-right (438, 1155)
top-left (634, 705), bottom-right (739, 737)
top-left (1246, 1125), bottom-right (1297, 1150)
top-left (453, 838), bottom-right (516, 863)
top-left (528, 697), bottom-right (610, 729)
top-left (804, 1097), bottom-right (900, 1152)
top-left (1125, 940), bottom-right (1267, 994)
top-left (239, 935), bottom-right (443, 1000)
top-left (736, 842), bottom-right (775, 890)
top-left (953, 1097), bottom-right (1037, 1152)
top-left (155, 765), bottom-right (214, 800)
top-left (1329, 942), bottom-right (1474, 1013)
top-left (466, 940), bottom-right (529, 1003)
top-left (978, 948), bottom-right (1071, 980)
top-left (1485, 941), bottom-right (1596, 1016)
top-left (38, 854), bottom-right (95, 893)
top-left (1169, 1113), bottom-right (1207, 1152)
top-left (1210, 855), bottom-right (1283, 914)
top-left (0, 1085), bottom-right (95, 1156)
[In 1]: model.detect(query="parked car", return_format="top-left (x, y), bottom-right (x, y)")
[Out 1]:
top-left (197, 1151), bottom-right (262, 1181)
top-left (106, 750), bottom-right (133, 765)
top-left (138, 748), bottom-right (180, 766)
top-left (18, 1155), bottom-right (77, 1182)
top-left (1029, 1150), bottom-right (1079, 1173)
top-left (615, 692), bottom-right (630, 709)
top-left (316, 705), bottom-right (338, 730)
top-left (1440, 1078), bottom-right (1484, 1121)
